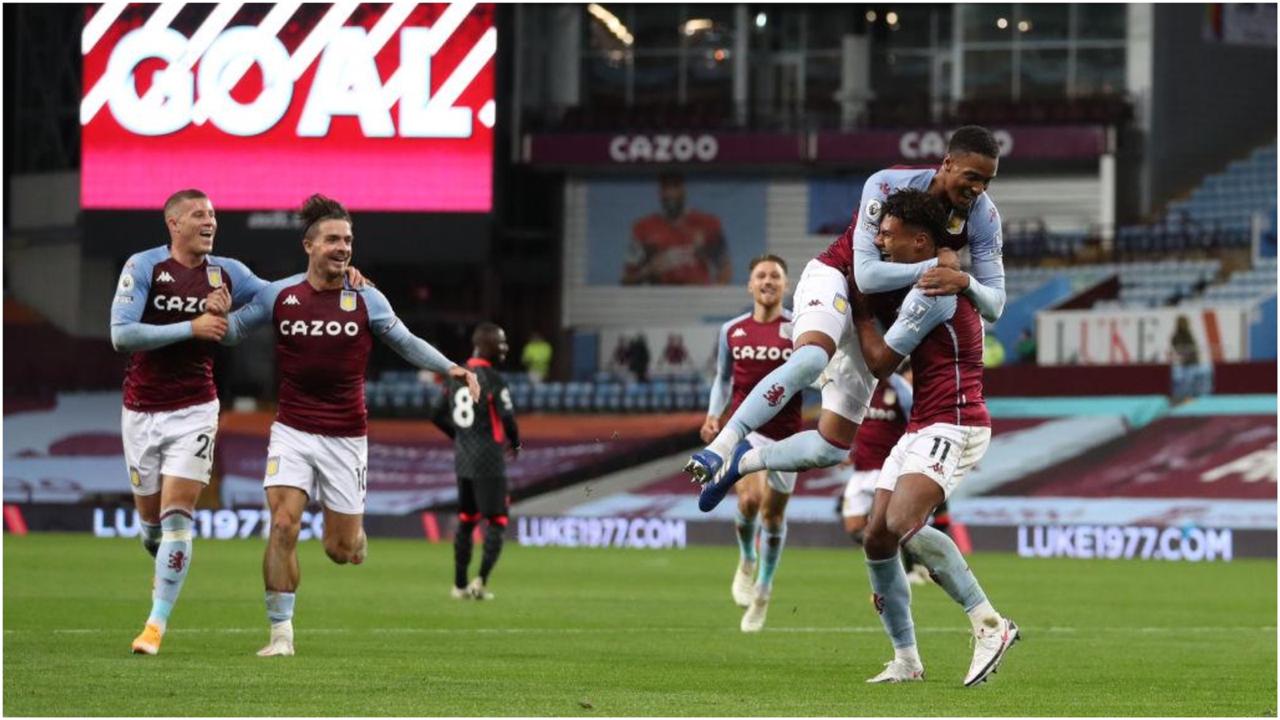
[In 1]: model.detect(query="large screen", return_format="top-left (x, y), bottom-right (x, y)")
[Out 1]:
top-left (82, 3), bottom-right (494, 212)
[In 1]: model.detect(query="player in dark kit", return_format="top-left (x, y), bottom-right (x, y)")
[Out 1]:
top-left (432, 322), bottom-right (521, 601)
top-left (210, 194), bottom-right (479, 657)
top-left (111, 188), bottom-right (366, 656)
top-left (848, 188), bottom-right (1017, 687)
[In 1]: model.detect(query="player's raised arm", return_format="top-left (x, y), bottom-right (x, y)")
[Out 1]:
top-left (852, 287), bottom-right (956, 379)
top-left (110, 250), bottom-right (223, 351)
top-left (918, 195), bottom-right (1007, 321)
top-left (852, 171), bottom-right (940, 294)
top-left (220, 276), bottom-right (296, 346)
top-left (702, 320), bottom-right (734, 443)
top-left (364, 287), bottom-right (479, 399)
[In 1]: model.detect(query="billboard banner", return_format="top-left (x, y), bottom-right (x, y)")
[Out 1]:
top-left (1036, 307), bottom-right (1251, 365)
top-left (526, 126), bottom-right (1105, 167)
top-left (82, 3), bottom-right (495, 212)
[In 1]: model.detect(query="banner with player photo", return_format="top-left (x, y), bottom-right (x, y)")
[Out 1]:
top-left (583, 176), bottom-right (767, 287)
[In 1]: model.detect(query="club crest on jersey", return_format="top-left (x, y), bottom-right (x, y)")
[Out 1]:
top-left (340, 291), bottom-right (358, 312)
top-left (779, 322), bottom-right (792, 339)
top-left (883, 388), bottom-right (897, 406)
top-left (833, 293), bottom-right (849, 315)
top-left (946, 211), bottom-right (966, 235)
top-left (206, 266), bottom-right (223, 288)
top-left (265, 457), bottom-right (280, 477)
top-left (128, 467), bottom-right (141, 487)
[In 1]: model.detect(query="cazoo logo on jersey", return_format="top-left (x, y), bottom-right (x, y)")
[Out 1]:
top-left (732, 345), bottom-right (793, 361)
top-left (81, 3), bottom-right (496, 213)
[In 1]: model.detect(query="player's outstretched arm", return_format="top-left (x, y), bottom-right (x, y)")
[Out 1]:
top-left (110, 250), bottom-right (206, 352)
top-left (221, 276), bottom-right (296, 346)
top-left (364, 287), bottom-right (479, 398)
top-left (851, 171), bottom-right (939, 293)
top-left (702, 320), bottom-right (734, 442)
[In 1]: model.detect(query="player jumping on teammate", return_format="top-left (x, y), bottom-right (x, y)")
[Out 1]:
top-left (209, 194), bottom-right (479, 657)
top-left (686, 126), bottom-right (1006, 510)
top-left (850, 189), bottom-right (1017, 687)
top-left (703, 254), bottom-right (798, 631)
top-left (432, 322), bottom-right (521, 601)
top-left (111, 188), bottom-right (365, 656)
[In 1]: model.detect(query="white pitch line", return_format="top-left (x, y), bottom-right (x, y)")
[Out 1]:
top-left (8, 625), bottom-right (1274, 637)
top-left (81, 0), bottom-right (128, 55)
top-left (379, 0), bottom-right (476, 110)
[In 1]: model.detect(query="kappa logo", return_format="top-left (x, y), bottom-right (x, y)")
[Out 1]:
top-left (731, 327), bottom-right (748, 338)
top-left (807, 299), bottom-right (823, 307)
top-left (878, 181), bottom-right (891, 196)
top-left (283, 294), bottom-right (301, 306)
top-left (930, 462), bottom-right (945, 475)
top-left (157, 271), bottom-right (174, 283)
top-left (762, 383), bottom-right (785, 407)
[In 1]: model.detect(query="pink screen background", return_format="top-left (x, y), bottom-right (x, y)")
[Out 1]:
top-left (81, 4), bottom-right (494, 212)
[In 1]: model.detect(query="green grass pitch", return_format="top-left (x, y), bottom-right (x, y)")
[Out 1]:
top-left (4, 533), bottom-right (1275, 716)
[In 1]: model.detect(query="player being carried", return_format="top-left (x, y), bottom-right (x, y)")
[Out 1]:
top-left (703, 254), bottom-right (798, 632)
top-left (849, 188), bottom-right (1017, 686)
top-left (207, 194), bottom-right (479, 657)
top-left (685, 126), bottom-right (1006, 510)
top-left (431, 322), bottom-right (521, 601)
top-left (110, 188), bottom-right (366, 655)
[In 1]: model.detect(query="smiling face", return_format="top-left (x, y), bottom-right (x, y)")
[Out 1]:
top-left (936, 151), bottom-right (998, 212)
top-left (304, 218), bottom-right (353, 281)
top-left (747, 259), bottom-right (787, 311)
top-left (167, 197), bottom-right (217, 257)
top-left (877, 215), bottom-right (936, 264)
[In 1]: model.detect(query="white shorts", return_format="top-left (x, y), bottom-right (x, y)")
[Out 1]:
top-left (841, 469), bottom-right (879, 519)
top-left (745, 431), bottom-right (797, 494)
top-left (121, 399), bottom-right (220, 495)
top-left (876, 423), bottom-right (992, 499)
top-left (263, 422), bottom-right (368, 515)
top-left (792, 259), bottom-right (876, 424)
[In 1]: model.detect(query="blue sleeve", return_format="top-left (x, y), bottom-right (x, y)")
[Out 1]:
top-left (216, 256), bottom-right (269, 307)
top-left (223, 277), bottom-right (293, 346)
top-left (883, 289), bottom-right (957, 356)
top-left (706, 320), bottom-right (734, 416)
top-left (888, 372), bottom-right (914, 417)
top-left (364, 287), bottom-right (456, 373)
top-left (961, 195), bottom-right (1007, 322)
top-left (110, 249), bottom-right (195, 352)
top-left (852, 170), bottom-right (939, 293)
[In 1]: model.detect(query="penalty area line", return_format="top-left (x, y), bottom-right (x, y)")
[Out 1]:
top-left (8, 625), bottom-right (1275, 636)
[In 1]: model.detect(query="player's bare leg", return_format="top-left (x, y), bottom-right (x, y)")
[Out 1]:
top-left (741, 482), bottom-right (789, 632)
top-left (731, 473), bottom-right (764, 607)
top-left (131, 476), bottom-right (202, 655)
top-left (687, 331), bottom-right (835, 483)
top-left (259, 487), bottom-right (306, 657)
top-left (133, 491), bottom-right (163, 558)
top-left (321, 507), bottom-right (367, 566)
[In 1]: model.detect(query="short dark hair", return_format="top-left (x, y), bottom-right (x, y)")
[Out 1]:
top-left (472, 321), bottom-right (503, 345)
top-left (163, 188), bottom-right (208, 218)
top-left (299, 193), bottom-right (352, 238)
top-left (748, 253), bottom-right (788, 274)
top-left (948, 125), bottom-right (1000, 159)
top-left (882, 189), bottom-right (948, 245)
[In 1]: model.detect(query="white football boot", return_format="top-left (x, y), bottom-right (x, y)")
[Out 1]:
top-left (964, 616), bottom-right (1019, 687)
top-left (740, 586), bottom-right (770, 633)
top-left (866, 658), bottom-right (925, 683)
top-left (731, 558), bottom-right (757, 607)
top-left (256, 620), bottom-right (295, 657)
top-left (450, 586), bottom-right (471, 600)
top-left (467, 577), bottom-right (494, 600)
